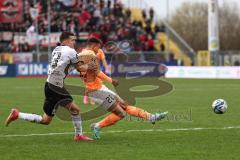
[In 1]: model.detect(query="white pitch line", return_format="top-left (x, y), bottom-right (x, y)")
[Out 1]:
top-left (1, 126), bottom-right (240, 138)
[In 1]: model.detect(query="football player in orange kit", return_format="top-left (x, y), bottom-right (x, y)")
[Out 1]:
top-left (83, 48), bottom-right (109, 104)
top-left (79, 37), bottom-right (168, 140)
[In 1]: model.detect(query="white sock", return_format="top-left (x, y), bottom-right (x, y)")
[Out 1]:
top-left (71, 114), bottom-right (83, 136)
top-left (18, 112), bottom-right (43, 123)
top-left (149, 114), bottom-right (156, 123)
top-left (95, 123), bottom-right (100, 128)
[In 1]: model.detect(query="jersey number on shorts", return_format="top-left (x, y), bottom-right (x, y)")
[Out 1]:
top-left (106, 94), bottom-right (115, 103)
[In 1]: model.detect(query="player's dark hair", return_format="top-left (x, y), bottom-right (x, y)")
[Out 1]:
top-left (60, 32), bottom-right (75, 42)
top-left (87, 37), bottom-right (102, 46)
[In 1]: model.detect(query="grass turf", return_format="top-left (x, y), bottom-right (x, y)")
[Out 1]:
top-left (0, 78), bottom-right (240, 160)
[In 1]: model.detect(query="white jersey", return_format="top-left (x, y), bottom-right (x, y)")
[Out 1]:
top-left (47, 45), bottom-right (79, 88)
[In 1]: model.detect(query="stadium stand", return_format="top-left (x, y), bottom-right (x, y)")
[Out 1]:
top-left (0, 0), bottom-right (161, 53)
top-left (1, 0), bottom-right (194, 66)
top-left (129, 7), bottom-right (192, 65)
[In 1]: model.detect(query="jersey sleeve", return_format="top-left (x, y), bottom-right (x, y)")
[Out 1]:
top-left (98, 49), bottom-right (105, 61)
top-left (69, 49), bottom-right (79, 64)
top-left (97, 71), bottom-right (112, 83)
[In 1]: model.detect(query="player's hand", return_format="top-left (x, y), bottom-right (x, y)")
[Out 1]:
top-left (112, 79), bottom-right (119, 87)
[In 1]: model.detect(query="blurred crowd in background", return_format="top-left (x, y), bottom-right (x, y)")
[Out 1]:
top-left (0, 0), bottom-right (166, 53)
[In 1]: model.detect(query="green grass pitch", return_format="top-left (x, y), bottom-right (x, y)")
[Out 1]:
top-left (0, 78), bottom-right (240, 160)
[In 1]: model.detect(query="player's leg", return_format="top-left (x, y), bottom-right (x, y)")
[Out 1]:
top-left (40, 113), bottom-right (53, 124)
top-left (5, 82), bottom-right (58, 126)
top-left (90, 94), bottom-right (167, 131)
top-left (83, 91), bottom-right (89, 104)
top-left (91, 103), bottom-right (126, 139)
top-left (5, 98), bottom-right (57, 126)
top-left (83, 91), bottom-right (95, 105)
top-left (5, 108), bottom-right (51, 126)
top-left (91, 85), bottom-right (167, 139)
top-left (123, 104), bottom-right (168, 124)
top-left (113, 97), bottom-right (168, 124)
top-left (65, 101), bottom-right (93, 141)
top-left (96, 103), bottom-right (126, 127)
top-left (89, 86), bottom-right (126, 138)
top-left (5, 82), bottom-right (92, 141)
top-left (47, 82), bottom-right (93, 141)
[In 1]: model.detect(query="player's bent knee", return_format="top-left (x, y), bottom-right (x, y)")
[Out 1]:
top-left (67, 102), bottom-right (80, 115)
top-left (69, 107), bottom-right (79, 115)
top-left (119, 102), bottom-right (128, 110)
top-left (114, 108), bottom-right (126, 118)
top-left (118, 112), bottom-right (126, 119)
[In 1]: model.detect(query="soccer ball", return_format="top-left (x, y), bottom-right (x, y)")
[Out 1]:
top-left (212, 99), bottom-right (228, 114)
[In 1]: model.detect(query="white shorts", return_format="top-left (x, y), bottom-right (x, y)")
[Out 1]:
top-left (88, 85), bottom-right (118, 110)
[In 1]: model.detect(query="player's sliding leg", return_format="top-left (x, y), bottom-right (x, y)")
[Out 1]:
top-left (116, 98), bottom-right (168, 123)
top-left (91, 104), bottom-right (168, 133)
top-left (123, 105), bottom-right (168, 124)
top-left (93, 113), bottom-right (122, 128)
top-left (91, 104), bottom-right (126, 140)
top-left (90, 86), bottom-right (167, 139)
top-left (91, 99), bottom-right (168, 129)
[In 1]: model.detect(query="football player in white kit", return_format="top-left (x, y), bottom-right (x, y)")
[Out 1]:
top-left (5, 32), bottom-right (93, 141)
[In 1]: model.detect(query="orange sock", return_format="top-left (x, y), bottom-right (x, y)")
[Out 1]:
top-left (125, 106), bottom-right (152, 120)
top-left (98, 113), bottom-right (122, 128)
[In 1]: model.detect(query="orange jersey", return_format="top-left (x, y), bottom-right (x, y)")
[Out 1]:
top-left (83, 71), bottom-right (112, 91)
top-left (83, 69), bottom-right (102, 91)
top-left (96, 49), bottom-right (105, 61)
top-left (79, 49), bottom-right (111, 91)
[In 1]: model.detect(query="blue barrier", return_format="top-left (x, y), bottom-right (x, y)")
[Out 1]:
top-left (16, 63), bottom-right (49, 76)
top-left (0, 64), bottom-right (16, 77)
top-left (0, 63), bottom-right (167, 77)
top-left (110, 63), bottom-right (167, 77)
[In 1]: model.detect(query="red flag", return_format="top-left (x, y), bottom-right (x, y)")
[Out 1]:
top-left (0, 0), bottom-right (23, 23)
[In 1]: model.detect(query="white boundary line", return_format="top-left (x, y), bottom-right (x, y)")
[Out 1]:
top-left (1, 126), bottom-right (240, 138)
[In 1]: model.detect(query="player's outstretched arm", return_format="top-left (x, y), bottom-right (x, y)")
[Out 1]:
top-left (97, 71), bottom-right (119, 87)
top-left (97, 71), bottom-right (112, 83)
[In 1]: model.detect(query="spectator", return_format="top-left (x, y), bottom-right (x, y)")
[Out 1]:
top-left (23, 43), bottom-right (30, 52)
top-left (0, 0), bottom-right (163, 53)
top-left (145, 21), bottom-right (152, 35)
top-left (125, 8), bottom-right (131, 19)
top-left (166, 53), bottom-right (178, 66)
top-left (142, 9), bottom-right (146, 20)
top-left (113, 2), bottom-right (123, 17)
top-left (149, 7), bottom-right (154, 22)
top-left (160, 42), bottom-right (165, 52)
top-left (147, 34), bottom-right (154, 51)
